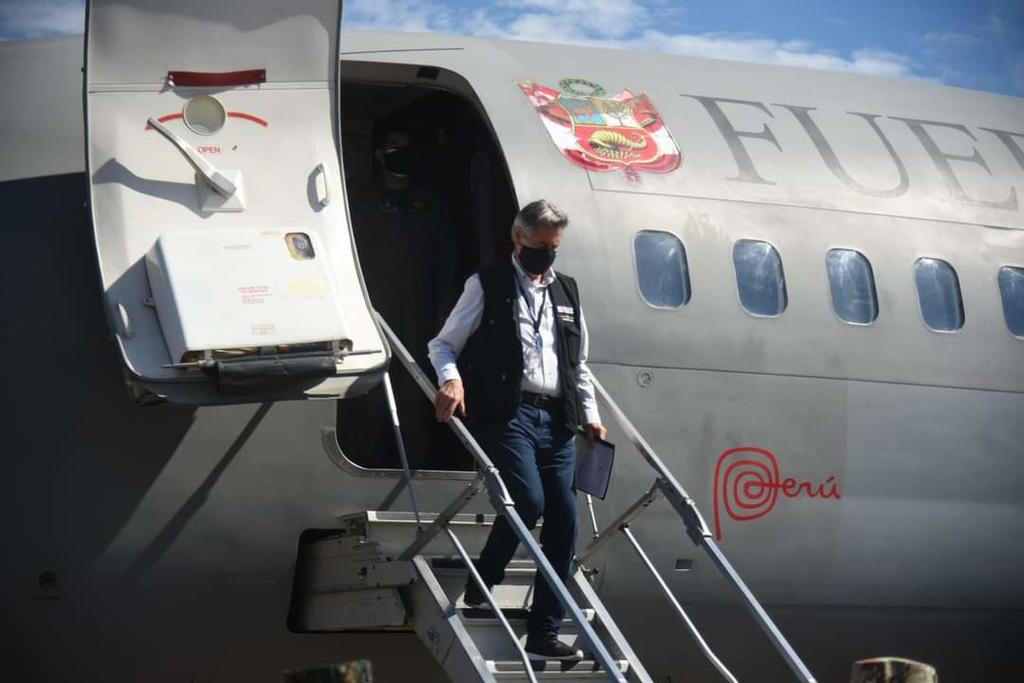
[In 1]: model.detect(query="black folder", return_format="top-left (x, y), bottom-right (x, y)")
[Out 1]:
top-left (574, 433), bottom-right (615, 499)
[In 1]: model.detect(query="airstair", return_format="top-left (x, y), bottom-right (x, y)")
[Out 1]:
top-left (289, 315), bottom-right (818, 683)
top-left (294, 511), bottom-right (645, 682)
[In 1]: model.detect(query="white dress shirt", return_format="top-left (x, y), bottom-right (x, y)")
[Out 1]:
top-left (427, 255), bottom-right (601, 426)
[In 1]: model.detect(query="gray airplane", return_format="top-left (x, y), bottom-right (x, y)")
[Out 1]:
top-left (1, 1), bottom-right (1022, 682)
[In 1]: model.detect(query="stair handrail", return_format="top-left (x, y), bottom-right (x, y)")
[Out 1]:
top-left (375, 313), bottom-right (627, 683)
top-left (587, 377), bottom-right (818, 683)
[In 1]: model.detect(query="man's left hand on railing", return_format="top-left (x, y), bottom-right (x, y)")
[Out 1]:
top-left (584, 422), bottom-right (608, 443)
top-left (434, 379), bottom-right (466, 422)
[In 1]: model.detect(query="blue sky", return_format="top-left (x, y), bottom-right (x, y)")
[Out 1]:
top-left (1, 0), bottom-right (1022, 97)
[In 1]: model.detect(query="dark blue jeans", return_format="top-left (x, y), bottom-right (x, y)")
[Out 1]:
top-left (475, 403), bottom-right (578, 639)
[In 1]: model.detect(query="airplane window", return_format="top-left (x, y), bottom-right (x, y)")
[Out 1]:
top-left (998, 266), bottom-right (1024, 338)
top-left (914, 258), bottom-right (964, 332)
top-left (826, 249), bottom-right (878, 324)
top-left (634, 230), bottom-right (690, 308)
top-left (733, 239), bottom-right (787, 316)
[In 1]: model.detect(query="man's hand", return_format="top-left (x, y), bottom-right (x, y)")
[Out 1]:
top-left (585, 422), bottom-right (608, 443)
top-left (434, 379), bottom-right (466, 422)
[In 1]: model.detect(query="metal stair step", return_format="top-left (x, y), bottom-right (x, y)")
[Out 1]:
top-left (430, 557), bottom-right (537, 573)
top-left (460, 608), bottom-right (597, 660)
top-left (459, 607), bottom-right (596, 623)
top-left (487, 658), bottom-right (630, 681)
top-left (455, 582), bottom-right (534, 610)
top-left (339, 511), bottom-right (536, 559)
top-left (430, 557), bottom-right (539, 610)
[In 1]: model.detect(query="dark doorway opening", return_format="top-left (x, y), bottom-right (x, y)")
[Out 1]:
top-left (336, 67), bottom-right (517, 472)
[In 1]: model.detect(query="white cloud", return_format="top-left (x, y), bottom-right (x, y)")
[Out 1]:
top-left (512, 13), bottom-right (579, 41)
top-left (350, 1), bottom-right (921, 81)
top-left (847, 49), bottom-right (915, 78)
top-left (0, 0), bottom-right (84, 39)
top-left (344, 0), bottom-right (454, 33)
top-left (625, 33), bottom-right (915, 78)
top-left (397, 2), bottom-right (921, 81)
top-left (500, 0), bottom-right (649, 39)
top-left (0, 0), bottom-right (922, 83)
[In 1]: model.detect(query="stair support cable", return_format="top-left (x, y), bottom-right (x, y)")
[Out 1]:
top-left (444, 527), bottom-right (539, 683)
top-left (376, 313), bottom-right (626, 682)
top-left (382, 371), bottom-right (423, 530)
top-left (590, 378), bottom-right (818, 683)
top-left (620, 525), bottom-right (738, 683)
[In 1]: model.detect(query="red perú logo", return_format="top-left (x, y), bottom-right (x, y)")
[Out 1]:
top-left (712, 447), bottom-right (841, 540)
top-left (517, 78), bottom-right (682, 181)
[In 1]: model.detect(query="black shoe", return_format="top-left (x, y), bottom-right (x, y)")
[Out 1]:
top-left (462, 581), bottom-right (491, 609)
top-left (524, 637), bottom-right (584, 662)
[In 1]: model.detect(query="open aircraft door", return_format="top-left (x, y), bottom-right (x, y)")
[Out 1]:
top-left (84, 0), bottom-right (387, 404)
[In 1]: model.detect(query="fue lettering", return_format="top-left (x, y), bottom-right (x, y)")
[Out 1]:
top-left (682, 94), bottom-right (1023, 211)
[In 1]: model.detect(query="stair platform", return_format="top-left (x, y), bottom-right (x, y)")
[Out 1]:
top-left (338, 510), bottom-right (538, 559)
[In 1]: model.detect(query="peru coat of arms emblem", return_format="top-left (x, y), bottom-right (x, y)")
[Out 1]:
top-left (518, 78), bottom-right (682, 181)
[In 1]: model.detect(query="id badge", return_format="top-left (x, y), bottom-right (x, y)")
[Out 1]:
top-left (525, 334), bottom-right (542, 371)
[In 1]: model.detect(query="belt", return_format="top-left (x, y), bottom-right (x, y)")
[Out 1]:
top-left (521, 391), bottom-right (557, 409)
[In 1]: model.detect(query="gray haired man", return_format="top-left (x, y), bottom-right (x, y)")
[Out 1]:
top-left (428, 199), bottom-right (607, 661)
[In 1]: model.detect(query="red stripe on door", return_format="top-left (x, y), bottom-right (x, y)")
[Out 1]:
top-left (167, 69), bottom-right (267, 87)
top-left (227, 112), bottom-right (269, 127)
top-left (144, 112), bottom-right (268, 130)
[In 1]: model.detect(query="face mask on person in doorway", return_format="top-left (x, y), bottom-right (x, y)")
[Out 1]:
top-left (381, 146), bottom-right (412, 177)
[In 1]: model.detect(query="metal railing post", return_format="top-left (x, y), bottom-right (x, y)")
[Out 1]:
top-left (382, 371), bottom-right (422, 529)
top-left (621, 527), bottom-right (738, 683)
top-left (584, 494), bottom-right (600, 540)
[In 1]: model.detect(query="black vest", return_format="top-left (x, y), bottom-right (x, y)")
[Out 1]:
top-left (459, 259), bottom-right (584, 431)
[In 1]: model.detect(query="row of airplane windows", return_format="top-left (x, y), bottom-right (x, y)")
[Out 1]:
top-left (633, 230), bottom-right (1024, 338)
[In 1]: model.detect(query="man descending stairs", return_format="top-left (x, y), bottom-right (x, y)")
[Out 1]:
top-left (428, 199), bottom-right (621, 670)
top-left (304, 312), bottom-right (817, 682)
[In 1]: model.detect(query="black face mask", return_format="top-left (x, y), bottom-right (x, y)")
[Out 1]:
top-left (382, 147), bottom-right (412, 177)
top-left (518, 244), bottom-right (556, 275)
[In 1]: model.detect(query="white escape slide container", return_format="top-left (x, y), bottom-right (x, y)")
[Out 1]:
top-left (145, 229), bottom-right (352, 364)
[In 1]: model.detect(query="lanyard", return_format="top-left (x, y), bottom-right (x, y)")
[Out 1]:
top-left (515, 276), bottom-right (548, 339)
